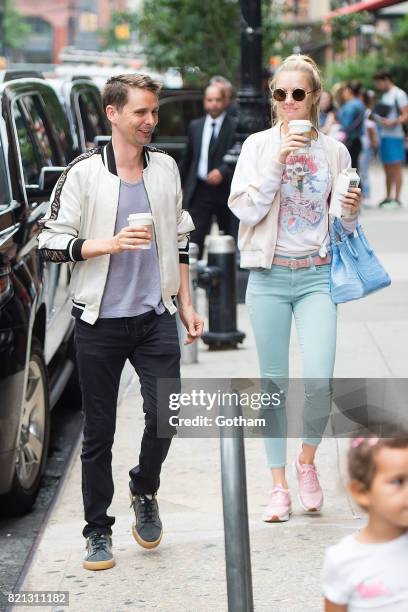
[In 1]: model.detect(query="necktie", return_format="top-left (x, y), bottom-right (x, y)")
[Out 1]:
top-left (207, 121), bottom-right (217, 172)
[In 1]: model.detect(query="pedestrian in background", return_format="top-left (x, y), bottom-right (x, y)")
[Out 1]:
top-left (319, 90), bottom-right (336, 132)
top-left (359, 90), bottom-right (379, 207)
top-left (321, 85), bottom-right (347, 143)
top-left (229, 54), bottom-right (361, 523)
top-left (337, 81), bottom-right (365, 170)
top-left (322, 437), bottom-right (408, 611)
top-left (210, 75), bottom-right (237, 118)
top-left (180, 85), bottom-right (237, 258)
top-left (38, 74), bottom-right (203, 570)
top-left (373, 70), bottom-right (408, 208)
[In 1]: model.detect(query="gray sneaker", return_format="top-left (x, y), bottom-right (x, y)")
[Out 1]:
top-left (129, 490), bottom-right (163, 549)
top-left (83, 533), bottom-right (115, 571)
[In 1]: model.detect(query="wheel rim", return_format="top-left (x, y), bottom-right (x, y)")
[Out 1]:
top-left (16, 358), bottom-right (46, 489)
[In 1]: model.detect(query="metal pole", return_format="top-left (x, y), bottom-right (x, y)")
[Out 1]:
top-left (223, 0), bottom-right (268, 308)
top-left (220, 398), bottom-right (254, 612)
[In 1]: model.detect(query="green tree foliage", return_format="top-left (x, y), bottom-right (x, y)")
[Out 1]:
top-left (139, 0), bottom-right (240, 84)
top-left (329, 12), bottom-right (370, 54)
top-left (380, 15), bottom-right (408, 89)
top-left (139, 0), bottom-right (294, 85)
top-left (325, 14), bottom-right (408, 93)
top-left (325, 55), bottom-right (380, 90)
top-left (2, 0), bottom-right (31, 52)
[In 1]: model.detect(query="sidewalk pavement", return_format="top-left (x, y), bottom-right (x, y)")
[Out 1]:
top-left (18, 164), bottom-right (408, 612)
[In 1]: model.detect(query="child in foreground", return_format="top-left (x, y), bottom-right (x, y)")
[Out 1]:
top-left (322, 437), bottom-right (408, 611)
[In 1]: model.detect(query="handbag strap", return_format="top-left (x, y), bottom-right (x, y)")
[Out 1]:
top-left (331, 217), bottom-right (359, 259)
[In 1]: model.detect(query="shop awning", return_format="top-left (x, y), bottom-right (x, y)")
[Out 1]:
top-left (327, 0), bottom-right (408, 19)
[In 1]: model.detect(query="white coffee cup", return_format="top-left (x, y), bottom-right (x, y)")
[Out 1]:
top-left (288, 119), bottom-right (313, 148)
top-left (127, 213), bottom-right (153, 250)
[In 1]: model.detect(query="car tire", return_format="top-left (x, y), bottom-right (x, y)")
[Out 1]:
top-left (0, 339), bottom-right (50, 516)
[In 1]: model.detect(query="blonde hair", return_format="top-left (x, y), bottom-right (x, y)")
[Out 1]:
top-left (269, 54), bottom-right (322, 129)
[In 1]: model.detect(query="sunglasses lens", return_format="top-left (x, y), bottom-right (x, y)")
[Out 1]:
top-left (273, 89), bottom-right (286, 102)
top-left (292, 89), bottom-right (306, 101)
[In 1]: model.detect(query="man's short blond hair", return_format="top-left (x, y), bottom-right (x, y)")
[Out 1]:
top-left (102, 74), bottom-right (161, 112)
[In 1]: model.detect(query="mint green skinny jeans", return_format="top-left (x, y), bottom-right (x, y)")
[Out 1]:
top-left (246, 261), bottom-right (337, 468)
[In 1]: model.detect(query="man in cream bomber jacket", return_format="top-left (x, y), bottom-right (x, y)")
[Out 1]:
top-left (38, 74), bottom-right (203, 571)
top-left (228, 122), bottom-right (358, 269)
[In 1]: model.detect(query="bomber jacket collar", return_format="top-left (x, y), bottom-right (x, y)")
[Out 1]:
top-left (102, 139), bottom-right (149, 176)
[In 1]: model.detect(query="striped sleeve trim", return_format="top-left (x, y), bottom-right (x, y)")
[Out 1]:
top-left (38, 147), bottom-right (101, 228)
top-left (39, 248), bottom-right (71, 263)
top-left (178, 237), bottom-right (190, 264)
top-left (70, 238), bottom-right (86, 261)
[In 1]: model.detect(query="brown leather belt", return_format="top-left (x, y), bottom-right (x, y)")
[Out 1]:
top-left (272, 254), bottom-right (331, 270)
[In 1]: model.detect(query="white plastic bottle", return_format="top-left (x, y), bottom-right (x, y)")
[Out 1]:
top-left (329, 168), bottom-right (360, 218)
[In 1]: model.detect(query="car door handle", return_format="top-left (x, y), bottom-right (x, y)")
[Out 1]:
top-left (0, 223), bottom-right (21, 248)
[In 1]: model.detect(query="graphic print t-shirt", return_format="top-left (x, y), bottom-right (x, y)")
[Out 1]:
top-left (275, 136), bottom-right (331, 256)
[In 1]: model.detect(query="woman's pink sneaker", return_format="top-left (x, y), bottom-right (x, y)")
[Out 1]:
top-left (263, 485), bottom-right (292, 522)
top-left (294, 454), bottom-right (323, 512)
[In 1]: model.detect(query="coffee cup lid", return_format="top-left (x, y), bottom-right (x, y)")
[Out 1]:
top-left (288, 120), bottom-right (312, 127)
top-left (128, 213), bottom-right (152, 221)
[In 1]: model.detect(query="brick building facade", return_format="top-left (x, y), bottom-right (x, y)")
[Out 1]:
top-left (14, 0), bottom-right (126, 63)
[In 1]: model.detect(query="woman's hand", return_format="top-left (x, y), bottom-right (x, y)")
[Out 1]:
top-left (277, 133), bottom-right (309, 164)
top-left (341, 187), bottom-right (361, 217)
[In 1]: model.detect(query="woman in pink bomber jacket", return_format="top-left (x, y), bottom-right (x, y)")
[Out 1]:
top-left (228, 55), bottom-right (361, 522)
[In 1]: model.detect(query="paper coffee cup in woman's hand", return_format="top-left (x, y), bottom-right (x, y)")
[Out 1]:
top-left (288, 120), bottom-right (312, 149)
top-left (127, 213), bottom-right (153, 250)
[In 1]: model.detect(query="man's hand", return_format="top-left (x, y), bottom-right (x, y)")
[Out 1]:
top-left (207, 169), bottom-right (224, 186)
top-left (381, 117), bottom-right (397, 128)
top-left (110, 226), bottom-right (152, 254)
top-left (178, 303), bottom-right (204, 345)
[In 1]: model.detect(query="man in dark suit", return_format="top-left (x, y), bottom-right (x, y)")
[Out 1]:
top-left (180, 85), bottom-right (237, 258)
top-left (210, 75), bottom-right (238, 119)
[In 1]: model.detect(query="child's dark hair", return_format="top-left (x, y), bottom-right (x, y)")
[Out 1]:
top-left (348, 436), bottom-right (408, 490)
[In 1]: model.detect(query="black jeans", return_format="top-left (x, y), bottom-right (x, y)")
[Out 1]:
top-left (74, 310), bottom-right (180, 538)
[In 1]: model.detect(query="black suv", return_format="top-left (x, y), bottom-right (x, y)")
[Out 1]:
top-left (153, 88), bottom-right (203, 164)
top-left (0, 71), bottom-right (80, 516)
top-left (48, 76), bottom-right (110, 154)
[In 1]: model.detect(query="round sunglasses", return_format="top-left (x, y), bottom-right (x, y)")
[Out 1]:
top-left (272, 87), bottom-right (318, 102)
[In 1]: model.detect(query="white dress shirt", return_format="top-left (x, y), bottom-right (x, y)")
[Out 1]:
top-left (197, 112), bottom-right (226, 180)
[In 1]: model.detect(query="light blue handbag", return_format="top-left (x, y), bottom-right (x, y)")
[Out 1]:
top-left (329, 217), bottom-right (391, 304)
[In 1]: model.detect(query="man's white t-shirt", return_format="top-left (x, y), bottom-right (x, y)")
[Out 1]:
top-left (380, 86), bottom-right (408, 139)
top-left (322, 531), bottom-right (408, 611)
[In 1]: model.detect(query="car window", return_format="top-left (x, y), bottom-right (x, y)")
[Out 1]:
top-left (156, 99), bottom-right (185, 139)
top-left (182, 98), bottom-right (203, 129)
top-left (13, 101), bottom-right (42, 185)
top-left (21, 95), bottom-right (58, 169)
top-left (0, 138), bottom-right (10, 208)
top-left (77, 91), bottom-right (107, 148)
top-left (41, 89), bottom-right (73, 164)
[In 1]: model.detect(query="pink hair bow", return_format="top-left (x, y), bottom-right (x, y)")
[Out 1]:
top-left (351, 437), bottom-right (379, 449)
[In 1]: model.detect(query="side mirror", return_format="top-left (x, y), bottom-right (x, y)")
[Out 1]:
top-left (25, 167), bottom-right (65, 201)
top-left (39, 166), bottom-right (65, 192)
top-left (93, 135), bottom-right (111, 147)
